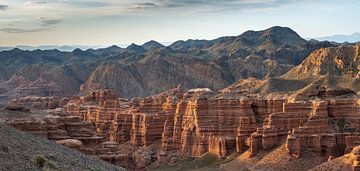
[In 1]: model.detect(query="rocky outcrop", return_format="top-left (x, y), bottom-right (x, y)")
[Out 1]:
top-left (158, 91), bottom-right (260, 160)
top-left (286, 100), bottom-right (360, 159)
top-left (5, 88), bottom-right (360, 170)
top-left (8, 96), bottom-right (69, 109)
top-left (351, 145), bottom-right (360, 171)
top-left (56, 139), bottom-right (83, 149)
top-left (6, 118), bottom-right (48, 137)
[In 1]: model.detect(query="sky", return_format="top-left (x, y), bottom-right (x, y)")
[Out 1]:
top-left (0, 0), bottom-right (359, 47)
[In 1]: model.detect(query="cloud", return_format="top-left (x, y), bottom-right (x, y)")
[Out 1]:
top-left (28, 0), bottom-right (48, 4)
top-left (0, 17), bottom-right (64, 34)
top-left (70, 1), bottom-right (111, 8)
top-left (128, 1), bottom-right (184, 10)
top-left (39, 18), bottom-right (64, 26)
top-left (0, 27), bottom-right (50, 33)
top-left (0, 17), bottom-right (65, 34)
top-left (0, 4), bottom-right (8, 11)
top-left (131, 3), bottom-right (158, 10)
top-left (127, 0), bottom-right (301, 13)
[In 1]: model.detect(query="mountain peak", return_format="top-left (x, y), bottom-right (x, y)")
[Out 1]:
top-left (72, 48), bottom-right (83, 53)
top-left (265, 26), bottom-right (295, 34)
top-left (258, 26), bottom-right (307, 46)
top-left (142, 40), bottom-right (164, 50)
top-left (239, 26), bottom-right (306, 44)
top-left (126, 43), bottom-right (146, 53)
top-left (109, 45), bottom-right (120, 49)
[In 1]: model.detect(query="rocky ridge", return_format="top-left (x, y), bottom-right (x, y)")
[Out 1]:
top-left (0, 26), bottom-right (335, 106)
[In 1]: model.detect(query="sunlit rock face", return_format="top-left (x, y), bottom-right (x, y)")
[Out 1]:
top-left (4, 87), bottom-right (360, 170)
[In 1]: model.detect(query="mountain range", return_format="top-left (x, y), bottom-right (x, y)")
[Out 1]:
top-left (0, 26), bottom-right (349, 106)
top-left (0, 45), bottom-right (106, 52)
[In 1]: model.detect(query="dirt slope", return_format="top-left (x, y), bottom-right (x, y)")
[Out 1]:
top-left (0, 123), bottom-right (124, 171)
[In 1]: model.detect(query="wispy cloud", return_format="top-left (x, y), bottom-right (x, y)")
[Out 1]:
top-left (129, 2), bottom-right (183, 10)
top-left (130, 3), bottom-right (158, 10)
top-left (0, 4), bottom-right (8, 11)
top-left (0, 16), bottom-right (64, 34)
top-left (0, 27), bottom-right (50, 33)
top-left (27, 0), bottom-right (48, 4)
top-left (38, 18), bottom-right (64, 26)
top-left (0, 0), bottom-right (310, 35)
top-left (126, 0), bottom-right (301, 13)
top-left (67, 1), bottom-right (111, 8)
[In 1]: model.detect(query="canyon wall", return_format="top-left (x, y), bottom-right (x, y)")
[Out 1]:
top-left (5, 88), bottom-right (360, 169)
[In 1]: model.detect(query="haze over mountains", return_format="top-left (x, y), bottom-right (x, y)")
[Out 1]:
top-left (0, 45), bottom-right (108, 52)
top-left (315, 32), bottom-right (360, 43)
top-left (0, 26), bottom-right (356, 107)
top-left (2, 32), bottom-right (359, 53)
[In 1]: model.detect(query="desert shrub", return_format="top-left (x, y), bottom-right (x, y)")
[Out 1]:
top-left (35, 155), bottom-right (46, 168)
top-left (35, 154), bottom-right (57, 170)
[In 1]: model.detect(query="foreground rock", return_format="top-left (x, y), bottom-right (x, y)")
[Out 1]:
top-left (0, 122), bottom-right (124, 171)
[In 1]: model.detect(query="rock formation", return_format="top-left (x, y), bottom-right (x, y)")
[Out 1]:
top-left (4, 71), bottom-right (360, 171)
top-left (7, 96), bottom-right (69, 109)
top-left (351, 145), bottom-right (360, 171)
top-left (4, 87), bottom-right (360, 169)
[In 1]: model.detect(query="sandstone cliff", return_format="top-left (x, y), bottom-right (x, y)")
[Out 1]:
top-left (3, 87), bottom-right (360, 170)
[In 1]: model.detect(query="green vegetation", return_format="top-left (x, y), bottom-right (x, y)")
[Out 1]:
top-left (35, 155), bottom-right (58, 170)
top-left (35, 155), bottom-right (46, 168)
top-left (148, 152), bottom-right (239, 171)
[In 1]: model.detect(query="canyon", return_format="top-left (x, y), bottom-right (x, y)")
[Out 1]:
top-left (1, 28), bottom-right (360, 170)
top-left (3, 84), bottom-right (360, 170)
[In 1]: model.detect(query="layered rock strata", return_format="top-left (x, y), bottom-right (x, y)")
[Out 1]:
top-left (8, 96), bottom-right (69, 109)
top-left (286, 100), bottom-right (360, 158)
top-left (5, 88), bottom-right (360, 169)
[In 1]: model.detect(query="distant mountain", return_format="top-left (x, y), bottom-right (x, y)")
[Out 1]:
top-left (224, 45), bottom-right (360, 96)
top-left (126, 43), bottom-right (147, 54)
top-left (0, 26), bottom-right (336, 105)
top-left (0, 46), bottom-right (12, 51)
top-left (0, 45), bottom-right (106, 52)
top-left (142, 40), bottom-right (165, 50)
top-left (315, 33), bottom-right (360, 43)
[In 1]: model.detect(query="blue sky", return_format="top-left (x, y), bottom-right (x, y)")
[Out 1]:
top-left (0, 0), bottom-right (359, 46)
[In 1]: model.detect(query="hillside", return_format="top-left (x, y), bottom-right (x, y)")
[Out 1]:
top-left (283, 45), bottom-right (360, 79)
top-left (222, 45), bottom-right (360, 97)
top-left (0, 122), bottom-right (124, 171)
